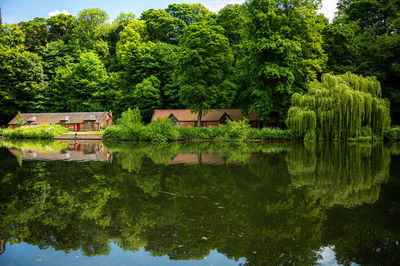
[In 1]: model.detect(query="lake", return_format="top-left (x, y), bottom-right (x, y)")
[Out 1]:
top-left (0, 140), bottom-right (399, 265)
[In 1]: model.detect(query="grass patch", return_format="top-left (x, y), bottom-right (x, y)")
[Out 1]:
top-left (0, 124), bottom-right (68, 139)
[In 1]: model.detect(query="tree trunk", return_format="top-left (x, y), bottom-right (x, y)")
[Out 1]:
top-left (197, 111), bottom-right (202, 127)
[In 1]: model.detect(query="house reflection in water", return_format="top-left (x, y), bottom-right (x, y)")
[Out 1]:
top-left (169, 153), bottom-right (258, 165)
top-left (8, 141), bottom-right (112, 162)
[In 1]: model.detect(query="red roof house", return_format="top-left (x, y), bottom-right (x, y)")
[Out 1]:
top-left (151, 109), bottom-right (259, 127)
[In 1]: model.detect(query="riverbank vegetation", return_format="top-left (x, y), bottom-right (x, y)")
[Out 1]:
top-left (0, 124), bottom-right (68, 139)
top-left (103, 108), bottom-right (296, 141)
top-left (1, 0), bottom-right (399, 129)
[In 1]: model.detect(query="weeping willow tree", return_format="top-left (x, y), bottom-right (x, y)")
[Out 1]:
top-left (286, 73), bottom-right (391, 141)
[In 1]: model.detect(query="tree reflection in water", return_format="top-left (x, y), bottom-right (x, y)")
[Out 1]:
top-left (0, 140), bottom-right (399, 265)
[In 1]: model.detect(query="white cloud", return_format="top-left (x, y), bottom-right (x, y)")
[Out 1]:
top-left (48, 9), bottom-right (71, 17)
top-left (204, 0), bottom-right (245, 13)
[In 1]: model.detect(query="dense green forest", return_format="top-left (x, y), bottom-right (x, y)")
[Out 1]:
top-left (1, 0), bottom-right (399, 126)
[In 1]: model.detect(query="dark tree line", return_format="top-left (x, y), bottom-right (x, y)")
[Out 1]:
top-left (0, 0), bottom-right (399, 126)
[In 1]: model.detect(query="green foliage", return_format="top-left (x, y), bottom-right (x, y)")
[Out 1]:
top-left (16, 111), bottom-right (24, 127)
top-left (76, 8), bottom-right (109, 49)
top-left (51, 51), bottom-right (110, 112)
top-left (218, 119), bottom-right (252, 142)
top-left (286, 73), bottom-right (391, 141)
top-left (141, 9), bottom-right (186, 43)
top-left (166, 4), bottom-right (212, 25)
top-left (144, 117), bottom-right (180, 142)
top-left (20, 17), bottom-right (48, 51)
top-left (118, 107), bottom-right (143, 126)
top-left (241, 0), bottom-right (327, 125)
top-left (174, 22), bottom-right (236, 124)
top-left (0, 47), bottom-right (46, 125)
top-left (384, 126), bottom-right (400, 142)
top-left (1, 124), bottom-right (68, 139)
top-left (47, 14), bottom-right (78, 43)
top-left (132, 76), bottom-right (161, 120)
top-left (327, 0), bottom-right (400, 123)
top-left (0, 24), bottom-right (25, 48)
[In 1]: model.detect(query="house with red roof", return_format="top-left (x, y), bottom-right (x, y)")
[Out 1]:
top-left (151, 109), bottom-right (260, 127)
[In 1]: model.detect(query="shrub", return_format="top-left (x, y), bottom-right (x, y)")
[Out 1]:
top-left (1, 124), bottom-right (68, 139)
top-left (218, 119), bottom-right (252, 142)
top-left (384, 127), bottom-right (400, 142)
top-left (145, 117), bottom-right (180, 142)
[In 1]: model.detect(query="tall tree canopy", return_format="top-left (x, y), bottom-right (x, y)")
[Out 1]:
top-left (241, 0), bottom-right (327, 125)
top-left (174, 22), bottom-right (236, 125)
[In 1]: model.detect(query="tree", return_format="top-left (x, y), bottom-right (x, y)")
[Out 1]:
top-left (76, 8), bottom-right (109, 49)
top-left (50, 52), bottom-right (110, 112)
top-left (286, 73), bottom-right (391, 141)
top-left (38, 40), bottom-right (79, 80)
top-left (47, 14), bottom-right (78, 43)
top-left (166, 4), bottom-right (213, 25)
top-left (322, 21), bottom-right (359, 74)
top-left (0, 24), bottom-right (25, 48)
top-left (20, 17), bottom-right (48, 51)
top-left (16, 111), bottom-right (24, 127)
top-left (327, 0), bottom-right (400, 123)
top-left (116, 19), bottom-right (155, 85)
top-left (216, 4), bottom-right (247, 62)
top-left (132, 76), bottom-right (162, 120)
top-left (241, 0), bottom-right (327, 125)
top-left (174, 22), bottom-right (236, 126)
top-left (141, 9), bottom-right (186, 44)
top-left (0, 47), bottom-right (46, 125)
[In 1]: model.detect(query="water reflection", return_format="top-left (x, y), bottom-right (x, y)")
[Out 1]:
top-left (0, 140), bottom-right (399, 265)
top-left (1, 140), bottom-right (112, 162)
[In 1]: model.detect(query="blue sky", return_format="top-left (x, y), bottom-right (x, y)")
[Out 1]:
top-left (1, 0), bottom-right (338, 24)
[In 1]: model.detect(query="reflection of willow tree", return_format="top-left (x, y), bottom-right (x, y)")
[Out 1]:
top-left (287, 142), bottom-right (390, 207)
top-left (322, 173), bottom-right (400, 266)
top-left (0, 142), bottom-right (397, 265)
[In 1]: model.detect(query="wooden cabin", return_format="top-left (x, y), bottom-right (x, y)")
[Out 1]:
top-left (8, 112), bottom-right (114, 131)
top-left (152, 109), bottom-right (260, 128)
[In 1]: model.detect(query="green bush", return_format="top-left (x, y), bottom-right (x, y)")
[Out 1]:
top-left (1, 124), bottom-right (68, 139)
top-left (218, 119), bottom-right (252, 141)
top-left (384, 127), bottom-right (400, 142)
top-left (145, 117), bottom-right (179, 142)
top-left (248, 127), bottom-right (297, 140)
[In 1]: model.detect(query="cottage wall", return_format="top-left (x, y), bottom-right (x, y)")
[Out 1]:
top-left (204, 121), bottom-right (220, 127)
top-left (178, 121), bottom-right (195, 127)
top-left (99, 113), bottom-right (114, 128)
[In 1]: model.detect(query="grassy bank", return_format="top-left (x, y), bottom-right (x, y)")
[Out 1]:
top-left (0, 124), bottom-right (68, 139)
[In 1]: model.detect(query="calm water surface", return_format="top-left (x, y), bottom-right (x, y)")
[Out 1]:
top-left (0, 140), bottom-right (399, 265)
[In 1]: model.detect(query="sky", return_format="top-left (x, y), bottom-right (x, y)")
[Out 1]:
top-left (0, 0), bottom-right (338, 24)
